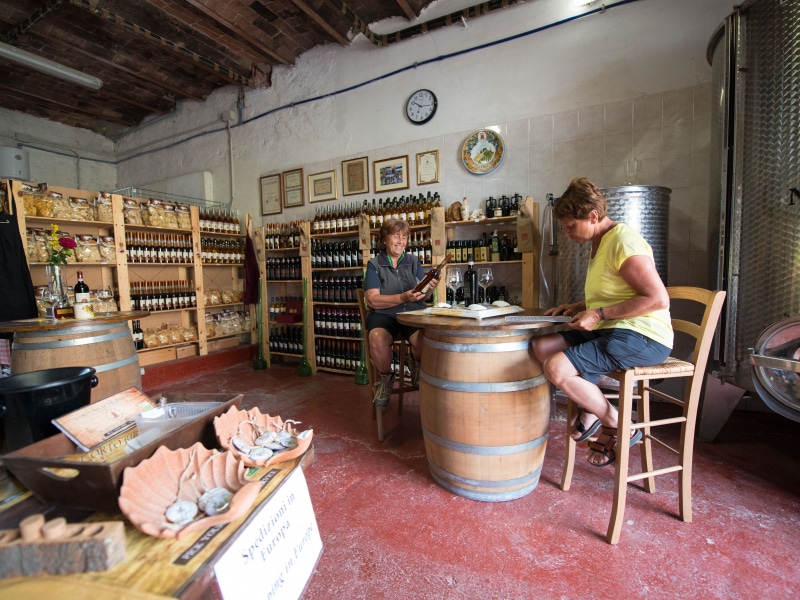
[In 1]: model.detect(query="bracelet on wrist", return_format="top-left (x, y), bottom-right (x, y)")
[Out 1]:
top-left (599, 306), bottom-right (607, 320)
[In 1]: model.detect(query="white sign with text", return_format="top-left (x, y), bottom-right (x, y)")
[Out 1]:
top-left (213, 467), bottom-right (323, 600)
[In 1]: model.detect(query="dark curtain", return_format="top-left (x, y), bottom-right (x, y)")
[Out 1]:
top-left (242, 233), bottom-right (260, 306)
top-left (0, 190), bottom-right (37, 323)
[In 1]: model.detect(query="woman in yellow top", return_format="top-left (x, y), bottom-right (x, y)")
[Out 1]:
top-left (532, 177), bottom-right (673, 466)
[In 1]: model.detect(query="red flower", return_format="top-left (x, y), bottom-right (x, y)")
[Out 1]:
top-left (58, 237), bottom-right (77, 250)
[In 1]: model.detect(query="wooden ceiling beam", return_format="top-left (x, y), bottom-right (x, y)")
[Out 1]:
top-left (394, 0), bottom-right (418, 21)
top-left (67, 0), bottom-right (254, 88)
top-left (177, 0), bottom-right (289, 65)
top-left (20, 29), bottom-right (204, 102)
top-left (0, 83), bottom-right (138, 126)
top-left (289, 0), bottom-right (350, 46)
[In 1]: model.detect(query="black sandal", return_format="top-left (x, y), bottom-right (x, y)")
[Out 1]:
top-left (572, 407), bottom-right (602, 442)
top-left (587, 425), bottom-right (642, 467)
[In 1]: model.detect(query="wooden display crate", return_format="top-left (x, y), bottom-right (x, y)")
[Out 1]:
top-left (1, 392), bottom-right (243, 513)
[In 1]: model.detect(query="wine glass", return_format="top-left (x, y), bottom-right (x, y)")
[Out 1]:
top-left (446, 268), bottom-right (462, 306)
top-left (478, 267), bottom-right (494, 305)
top-left (97, 286), bottom-right (113, 315)
top-left (39, 287), bottom-right (59, 322)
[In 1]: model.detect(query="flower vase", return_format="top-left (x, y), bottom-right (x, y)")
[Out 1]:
top-left (46, 265), bottom-right (74, 319)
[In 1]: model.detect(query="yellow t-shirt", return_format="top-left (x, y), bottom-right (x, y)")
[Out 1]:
top-left (585, 223), bottom-right (673, 348)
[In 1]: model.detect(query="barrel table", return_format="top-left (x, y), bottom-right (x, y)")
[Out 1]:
top-left (397, 311), bottom-right (560, 502)
top-left (0, 311), bottom-right (148, 403)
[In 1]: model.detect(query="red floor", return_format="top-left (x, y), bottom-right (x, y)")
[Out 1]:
top-left (144, 355), bottom-right (800, 599)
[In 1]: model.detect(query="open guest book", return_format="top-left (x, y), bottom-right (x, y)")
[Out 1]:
top-left (504, 315), bottom-right (572, 323)
top-left (428, 305), bottom-right (524, 320)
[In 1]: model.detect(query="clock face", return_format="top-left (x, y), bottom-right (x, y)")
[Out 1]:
top-left (406, 89), bottom-right (437, 125)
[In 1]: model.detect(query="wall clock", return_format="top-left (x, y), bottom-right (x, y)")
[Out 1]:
top-left (405, 89), bottom-right (438, 125)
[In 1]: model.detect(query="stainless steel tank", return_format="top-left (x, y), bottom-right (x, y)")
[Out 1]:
top-left (707, 0), bottom-right (800, 421)
top-left (552, 185), bottom-right (671, 305)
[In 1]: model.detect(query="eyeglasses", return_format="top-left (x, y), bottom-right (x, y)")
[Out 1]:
top-left (390, 234), bottom-right (409, 241)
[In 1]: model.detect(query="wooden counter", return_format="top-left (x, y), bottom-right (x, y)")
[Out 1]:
top-left (0, 449), bottom-right (317, 600)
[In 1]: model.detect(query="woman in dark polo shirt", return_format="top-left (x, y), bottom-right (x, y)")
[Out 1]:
top-left (364, 219), bottom-right (438, 407)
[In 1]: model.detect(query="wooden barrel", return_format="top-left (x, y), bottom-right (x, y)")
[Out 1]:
top-left (11, 321), bottom-right (141, 403)
top-left (419, 327), bottom-right (549, 501)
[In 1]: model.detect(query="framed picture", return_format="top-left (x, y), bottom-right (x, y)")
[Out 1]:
top-left (374, 155), bottom-right (410, 193)
top-left (416, 150), bottom-right (440, 185)
top-left (341, 157), bottom-right (369, 195)
top-left (260, 174), bottom-right (282, 216)
top-left (308, 169), bottom-right (338, 203)
top-left (282, 168), bottom-right (304, 208)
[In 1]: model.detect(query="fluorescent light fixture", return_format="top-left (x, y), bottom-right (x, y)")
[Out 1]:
top-left (0, 42), bottom-right (103, 90)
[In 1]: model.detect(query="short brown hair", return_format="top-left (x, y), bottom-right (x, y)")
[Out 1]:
top-left (378, 219), bottom-right (410, 251)
top-left (554, 176), bottom-right (608, 221)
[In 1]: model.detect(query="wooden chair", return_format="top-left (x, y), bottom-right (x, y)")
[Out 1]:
top-left (561, 286), bottom-right (726, 544)
top-left (357, 289), bottom-right (414, 441)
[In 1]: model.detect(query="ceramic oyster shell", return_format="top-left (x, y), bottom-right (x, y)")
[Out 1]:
top-left (118, 441), bottom-right (261, 540)
top-left (214, 406), bottom-right (313, 468)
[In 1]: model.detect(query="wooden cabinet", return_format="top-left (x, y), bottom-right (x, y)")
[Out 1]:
top-left (440, 212), bottom-right (539, 310)
top-left (309, 229), bottom-right (364, 375)
top-left (7, 180), bottom-right (255, 367)
top-left (263, 225), bottom-right (309, 369)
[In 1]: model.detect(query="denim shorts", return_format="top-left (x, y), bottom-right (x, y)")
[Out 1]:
top-left (366, 312), bottom-right (420, 341)
top-left (560, 328), bottom-right (671, 384)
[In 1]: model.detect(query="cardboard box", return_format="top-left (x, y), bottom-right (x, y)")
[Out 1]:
top-left (1, 392), bottom-right (243, 513)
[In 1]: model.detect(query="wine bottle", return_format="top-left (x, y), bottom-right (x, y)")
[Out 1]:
top-left (413, 252), bottom-right (453, 294)
top-left (74, 270), bottom-right (91, 303)
top-left (463, 253), bottom-right (478, 306)
top-left (132, 320), bottom-right (144, 350)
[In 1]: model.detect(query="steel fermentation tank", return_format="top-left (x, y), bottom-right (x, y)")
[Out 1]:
top-left (707, 0), bottom-right (800, 423)
top-left (552, 185), bottom-right (670, 306)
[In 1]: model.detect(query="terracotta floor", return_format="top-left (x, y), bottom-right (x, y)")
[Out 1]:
top-left (144, 355), bottom-right (800, 600)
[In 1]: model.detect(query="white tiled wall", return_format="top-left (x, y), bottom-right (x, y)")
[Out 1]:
top-left (474, 85), bottom-right (712, 290)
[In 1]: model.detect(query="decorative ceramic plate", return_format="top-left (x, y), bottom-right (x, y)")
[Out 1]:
top-left (118, 442), bottom-right (261, 540)
top-left (214, 406), bottom-right (313, 468)
top-left (461, 129), bottom-right (505, 175)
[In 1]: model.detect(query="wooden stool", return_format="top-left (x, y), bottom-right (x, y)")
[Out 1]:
top-left (561, 286), bottom-right (726, 544)
top-left (357, 289), bottom-right (414, 441)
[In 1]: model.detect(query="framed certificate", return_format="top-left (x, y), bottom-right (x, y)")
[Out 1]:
top-left (260, 174), bottom-right (282, 215)
top-left (282, 168), bottom-right (304, 208)
top-left (341, 157), bottom-right (369, 195)
top-left (416, 150), bottom-right (440, 185)
top-left (308, 170), bottom-right (338, 203)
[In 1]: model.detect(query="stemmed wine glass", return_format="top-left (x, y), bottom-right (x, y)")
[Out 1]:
top-left (446, 268), bottom-right (462, 307)
top-left (39, 287), bottom-right (59, 322)
top-left (478, 267), bottom-right (494, 305)
top-left (97, 286), bottom-right (113, 315)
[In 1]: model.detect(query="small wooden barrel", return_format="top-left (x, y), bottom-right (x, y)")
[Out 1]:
top-left (419, 327), bottom-right (549, 501)
top-left (11, 321), bottom-right (141, 403)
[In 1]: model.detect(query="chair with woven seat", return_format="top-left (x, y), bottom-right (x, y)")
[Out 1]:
top-left (357, 289), bottom-right (414, 441)
top-left (561, 286), bottom-right (726, 544)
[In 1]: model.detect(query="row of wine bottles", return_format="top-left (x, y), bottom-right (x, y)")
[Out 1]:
top-left (200, 238), bottom-right (245, 264)
top-left (265, 221), bottom-right (305, 249)
top-left (198, 207), bottom-right (241, 235)
top-left (130, 280), bottom-right (197, 311)
top-left (311, 240), bottom-right (361, 270)
top-left (311, 275), bottom-right (362, 304)
top-left (269, 326), bottom-right (303, 355)
top-left (125, 232), bottom-right (193, 264)
top-left (268, 296), bottom-right (301, 321)
top-left (315, 339), bottom-right (361, 372)
top-left (446, 231), bottom-right (521, 263)
top-left (313, 307), bottom-right (362, 338)
top-left (310, 192), bottom-right (442, 235)
top-left (266, 257), bottom-right (302, 280)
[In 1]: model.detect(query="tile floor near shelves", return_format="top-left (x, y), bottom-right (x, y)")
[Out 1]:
top-left (144, 357), bottom-right (800, 600)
